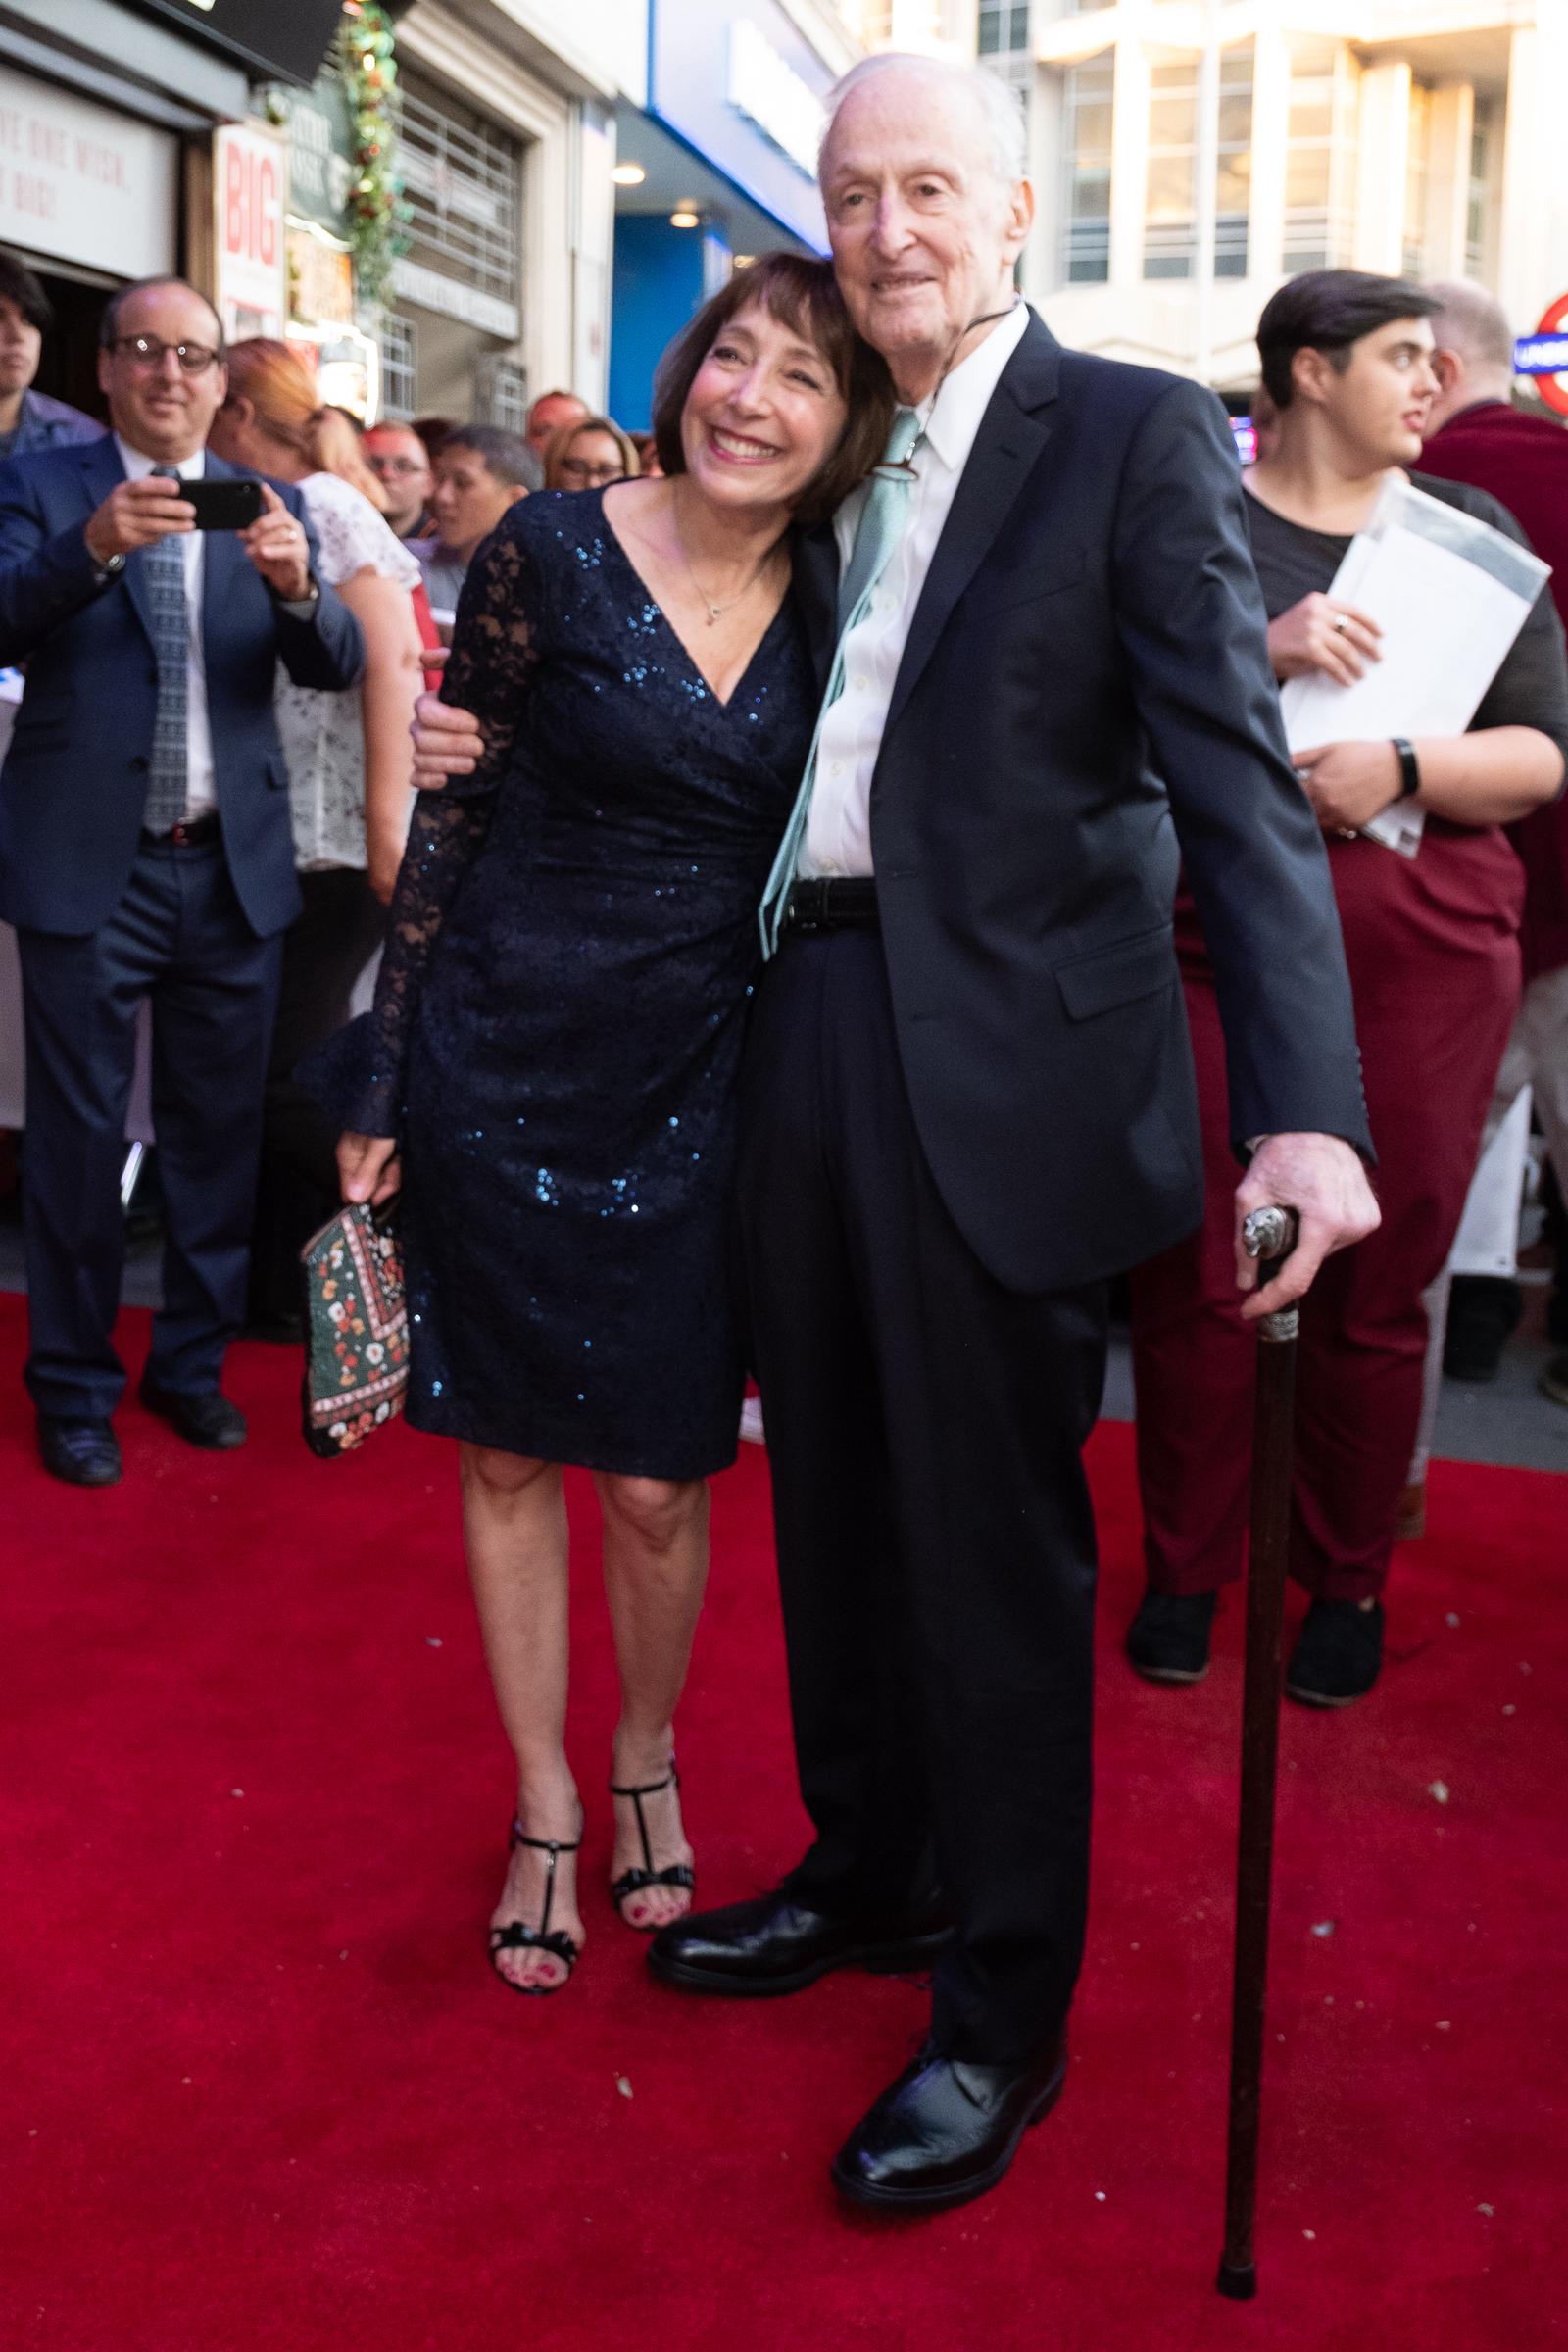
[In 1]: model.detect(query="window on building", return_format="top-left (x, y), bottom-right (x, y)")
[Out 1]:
top-left (1059, 56), bottom-right (1112, 285)
top-left (476, 356), bottom-right (530, 434)
top-left (1466, 100), bottom-right (1497, 278)
top-left (978, 0), bottom-right (1031, 53)
top-left (1284, 38), bottom-right (1358, 270)
top-left (398, 74), bottom-right (523, 312)
top-left (1141, 46), bottom-right (1252, 281)
top-left (1402, 83), bottom-right (1431, 278)
top-left (1215, 44), bottom-right (1252, 278)
top-left (380, 314), bottom-right (416, 421)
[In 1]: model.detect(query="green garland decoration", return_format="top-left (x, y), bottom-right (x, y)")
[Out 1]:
top-left (336, 1), bottom-right (414, 308)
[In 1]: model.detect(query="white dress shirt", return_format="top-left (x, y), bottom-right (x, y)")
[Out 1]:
top-left (801, 299), bottom-right (1031, 879)
top-left (115, 435), bottom-right (216, 820)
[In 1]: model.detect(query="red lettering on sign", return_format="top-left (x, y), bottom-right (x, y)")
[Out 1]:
top-left (221, 140), bottom-right (283, 273)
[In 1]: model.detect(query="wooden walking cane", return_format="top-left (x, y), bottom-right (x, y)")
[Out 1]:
top-left (1216, 1203), bottom-right (1300, 2301)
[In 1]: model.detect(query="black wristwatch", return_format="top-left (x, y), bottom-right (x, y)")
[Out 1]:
top-left (1392, 737), bottom-right (1421, 800)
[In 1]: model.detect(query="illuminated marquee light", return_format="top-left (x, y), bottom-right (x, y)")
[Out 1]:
top-left (725, 19), bottom-right (824, 179)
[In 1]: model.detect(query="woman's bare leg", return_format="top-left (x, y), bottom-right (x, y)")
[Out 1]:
top-left (461, 1443), bottom-right (583, 1989)
top-left (595, 1472), bottom-right (710, 1929)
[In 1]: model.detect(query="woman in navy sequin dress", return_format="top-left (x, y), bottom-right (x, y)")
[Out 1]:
top-left (329, 258), bottom-right (890, 1991)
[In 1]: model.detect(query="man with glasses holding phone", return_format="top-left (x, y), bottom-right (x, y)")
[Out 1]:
top-left (0, 276), bottom-right (364, 1486)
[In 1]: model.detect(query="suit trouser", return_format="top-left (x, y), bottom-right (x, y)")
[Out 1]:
top-left (1131, 832), bottom-right (1519, 1607)
top-left (17, 838), bottom-right (282, 1419)
top-left (248, 867), bottom-right (386, 1325)
top-left (738, 928), bottom-right (1108, 2065)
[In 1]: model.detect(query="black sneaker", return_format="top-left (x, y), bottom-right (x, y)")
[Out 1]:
top-left (1286, 1599), bottom-right (1384, 1707)
top-left (1442, 1276), bottom-right (1522, 1383)
top-left (1125, 1590), bottom-right (1217, 1684)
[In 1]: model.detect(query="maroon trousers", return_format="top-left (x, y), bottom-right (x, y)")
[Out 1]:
top-left (1131, 827), bottom-right (1522, 1605)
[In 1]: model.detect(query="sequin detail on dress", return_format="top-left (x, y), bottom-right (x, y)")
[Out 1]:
top-left (315, 488), bottom-right (813, 1477)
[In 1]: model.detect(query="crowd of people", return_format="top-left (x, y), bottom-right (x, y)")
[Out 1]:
top-left (3, 46), bottom-right (1565, 2224)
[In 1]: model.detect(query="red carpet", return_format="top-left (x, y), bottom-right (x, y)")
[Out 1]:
top-left (2, 1291), bottom-right (1564, 2351)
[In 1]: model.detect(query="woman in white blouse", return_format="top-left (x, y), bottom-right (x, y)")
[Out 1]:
top-left (208, 340), bottom-right (425, 1334)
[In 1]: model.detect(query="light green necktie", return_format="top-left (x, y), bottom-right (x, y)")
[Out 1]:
top-left (758, 405), bottom-right (922, 958)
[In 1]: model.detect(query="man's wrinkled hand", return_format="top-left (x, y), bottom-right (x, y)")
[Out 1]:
top-left (411, 689), bottom-right (484, 791)
top-left (1234, 1132), bottom-right (1380, 1319)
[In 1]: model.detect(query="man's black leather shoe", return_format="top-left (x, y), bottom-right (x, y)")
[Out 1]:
top-left (138, 1377), bottom-right (247, 1450)
top-left (37, 1415), bottom-right (122, 1488)
top-left (831, 2035), bottom-right (1068, 2214)
top-left (647, 1889), bottom-right (951, 1996)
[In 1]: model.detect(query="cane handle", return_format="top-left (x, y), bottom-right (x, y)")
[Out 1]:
top-left (1243, 1206), bottom-right (1300, 1345)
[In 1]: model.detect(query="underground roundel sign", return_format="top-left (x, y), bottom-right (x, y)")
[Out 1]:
top-left (1513, 294), bottom-right (1568, 419)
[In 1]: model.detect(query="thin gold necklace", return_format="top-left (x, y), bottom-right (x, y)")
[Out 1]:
top-left (671, 490), bottom-right (779, 626)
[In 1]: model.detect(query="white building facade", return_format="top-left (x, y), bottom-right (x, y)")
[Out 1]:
top-left (980, 0), bottom-right (1568, 403)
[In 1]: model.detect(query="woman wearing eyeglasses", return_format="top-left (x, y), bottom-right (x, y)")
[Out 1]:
top-left (543, 414), bottom-right (640, 493)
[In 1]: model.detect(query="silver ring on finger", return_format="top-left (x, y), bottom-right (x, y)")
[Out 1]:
top-left (1331, 613), bottom-right (1350, 634)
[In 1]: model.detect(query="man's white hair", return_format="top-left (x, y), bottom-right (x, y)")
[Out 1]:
top-left (1425, 278), bottom-right (1516, 377)
top-left (820, 52), bottom-right (1028, 190)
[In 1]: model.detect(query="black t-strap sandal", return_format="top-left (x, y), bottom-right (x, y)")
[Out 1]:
top-left (609, 1764), bottom-right (696, 1929)
top-left (487, 1820), bottom-right (582, 1995)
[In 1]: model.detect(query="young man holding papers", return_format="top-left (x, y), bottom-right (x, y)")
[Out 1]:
top-left (1126, 270), bottom-right (1568, 1705)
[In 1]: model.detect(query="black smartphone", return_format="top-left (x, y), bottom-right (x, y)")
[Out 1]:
top-left (183, 478), bottom-right (265, 531)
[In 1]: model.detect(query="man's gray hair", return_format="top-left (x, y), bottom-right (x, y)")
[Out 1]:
top-left (1425, 278), bottom-right (1516, 376)
top-left (821, 53), bottom-right (1028, 190)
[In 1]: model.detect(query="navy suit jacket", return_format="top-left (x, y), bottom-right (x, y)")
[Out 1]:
top-left (792, 311), bottom-right (1370, 1293)
top-left (0, 438), bottom-right (365, 938)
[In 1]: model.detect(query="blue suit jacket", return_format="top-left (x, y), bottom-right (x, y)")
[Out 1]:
top-left (0, 438), bottom-right (366, 938)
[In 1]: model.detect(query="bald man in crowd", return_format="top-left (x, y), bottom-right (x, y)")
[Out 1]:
top-left (1421, 281), bottom-right (1568, 1398)
top-left (523, 388), bottom-right (587, 460)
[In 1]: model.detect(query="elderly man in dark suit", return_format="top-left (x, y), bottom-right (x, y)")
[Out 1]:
top-left (407, 54), bottom-right (1379, 2213)
top-left (647, 54), bottom-right (1380, 2210)
top-left (0, 276), bottom-right (363, 1487)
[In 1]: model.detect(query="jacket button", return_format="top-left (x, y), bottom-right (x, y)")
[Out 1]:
top-left (131, 755), bottom-right (148, 772)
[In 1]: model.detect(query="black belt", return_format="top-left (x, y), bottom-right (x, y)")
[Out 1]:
top-left (782, 876), bottom-right (879, 933)
top-left (142, 811), bottom-right (221, 849)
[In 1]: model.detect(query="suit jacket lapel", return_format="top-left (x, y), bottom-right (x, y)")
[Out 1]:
top-left (882, 313), bottom-right (1062, 743)
top-left (75, 436), bottom-right (160, 646)
top-left (792, 520), bottom-right (839, 695)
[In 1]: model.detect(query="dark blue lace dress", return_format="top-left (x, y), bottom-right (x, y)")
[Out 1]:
top-left (326, 488), bottom-right (813, 1475)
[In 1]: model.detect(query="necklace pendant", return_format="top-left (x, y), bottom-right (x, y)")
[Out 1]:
top-left (707, 604), bottom-right (722, 624)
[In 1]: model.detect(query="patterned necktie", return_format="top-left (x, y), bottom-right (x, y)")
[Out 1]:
top-left (140, 466), bottom-right (189, 835)
top-left (758, 406), bottom-right (922, 957)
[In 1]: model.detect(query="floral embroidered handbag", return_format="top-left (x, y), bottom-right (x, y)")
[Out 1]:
top-left (299, 1199), bottom-right (409, 1457)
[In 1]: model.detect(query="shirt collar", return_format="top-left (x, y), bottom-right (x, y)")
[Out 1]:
top-left (913, 300), bottom-right (1031, 474)
top-left (114, 433), bottom-right (206, 481)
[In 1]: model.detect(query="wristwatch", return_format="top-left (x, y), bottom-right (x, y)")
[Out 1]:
top-left (1391, 737), bottom-right (1421, 799)
top-left (92, 550), bottom-right (126, 584)
top-left (276, 572), bottom-right (321, 618)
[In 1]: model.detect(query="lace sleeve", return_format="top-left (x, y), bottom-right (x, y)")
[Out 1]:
top-left (305, 513), bottom-right (545, 1137)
